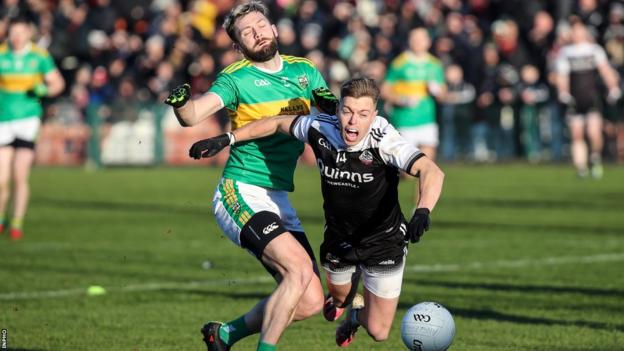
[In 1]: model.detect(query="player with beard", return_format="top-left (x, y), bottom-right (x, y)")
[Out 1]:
top-left (188, 77), bottom-right (445, 348)
top-left (164, 2), bottom-right (335, 351)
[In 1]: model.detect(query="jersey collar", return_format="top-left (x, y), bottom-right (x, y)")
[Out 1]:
top-left (10, 42), bottom-right (33, 56)
top-left (252, 54), bottom-right (284, 74)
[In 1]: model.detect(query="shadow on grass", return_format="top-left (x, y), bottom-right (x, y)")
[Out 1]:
top-left (34, 197), bottom-right (329, 223)
top-left (399, 302), bottom-right (624, 332)
top-left (444, 196), bottom-right (624, 211)
top-left (435, 219), bottom-right (622, 235)
top-left (161, 288), bottom-right (268, 300)
top-left (6, 348), bottom-right (46, 351)
top-left (34, 197), bottom-right (206, 216)
top-left (408, 279), bottom-right (624, 298)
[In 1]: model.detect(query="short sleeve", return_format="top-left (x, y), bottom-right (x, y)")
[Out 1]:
top-left (593, 44), bottom-right (608, 65)
top-left (555, 49), bottom-right (570, 74)
top-left (385, 61), bottom-right (400, 83)
top-left (309, 66), bottom-right (328, 91)
top-left (289, 114), bottom-right (316, 142)
top-left (432, 61), bottom-right (445, 83)
top-left (208, 72), bottom-right (238, 109)
top-left (378, 124), bottom-right (423, 172)
top-left (40, 52), bottom-right (56, 74)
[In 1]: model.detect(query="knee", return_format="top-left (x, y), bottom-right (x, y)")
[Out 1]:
top-left (366, 322), bottom-right (391, 342)
top-left (282, 256), bottom-right (315, 293)
top-left (294, 288), bottom-right (324, 320)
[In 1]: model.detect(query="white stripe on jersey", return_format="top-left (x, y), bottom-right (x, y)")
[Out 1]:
top-left (292, 114), bottom-right (423, 172)
top-left (555, 42), bottom-right (608, 74)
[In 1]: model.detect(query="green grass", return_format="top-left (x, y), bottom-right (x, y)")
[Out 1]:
top-left (1, 164), bottom-right (623, 350)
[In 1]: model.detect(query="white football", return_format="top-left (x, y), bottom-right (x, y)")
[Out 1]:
top-left (401, 302), bottom-right (455, 351)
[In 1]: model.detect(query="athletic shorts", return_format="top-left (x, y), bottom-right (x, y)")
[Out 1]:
top-left (398, 123), bottom-right (439, 147)
top-left (321, 222), bottom-right (408, 299)
top-left (568, 92), bottom-right (602, 116)
top-left (0, 117), bottom-right (40, 147)
top-left (323, 251), bottom-right (407, 299)
top-left (213, 178), bottom-right (304, 250)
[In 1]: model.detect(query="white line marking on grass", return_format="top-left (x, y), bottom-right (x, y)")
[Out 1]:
top-left (407, 253), bottom-right (624, 272)
top-left (2, 253), bottom-right (622, 301)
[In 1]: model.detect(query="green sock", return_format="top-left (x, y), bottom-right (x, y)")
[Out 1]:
top-left (11, 217), bottom-right (23, 230)
top-left (257, 340), bottom-right (277, 351)
top-left (0, 215), bottom-right (5, 226)
top-left (219, 316), bottom-right (250, 346)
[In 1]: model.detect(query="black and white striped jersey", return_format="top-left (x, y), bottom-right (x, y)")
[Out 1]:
top-left (290, 113), bottom-right (423, 244)
top-left (555, 42), bottom-right (608, 112)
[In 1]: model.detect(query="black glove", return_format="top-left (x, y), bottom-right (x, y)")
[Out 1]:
top-left (164, 83), bottom-right (191, 108)
top-left (407, 208), bottom-right (430, 243)
top-left (189, 133), bottom-right (234, 159)
top-left (312, 87), bottom-right (339, 115)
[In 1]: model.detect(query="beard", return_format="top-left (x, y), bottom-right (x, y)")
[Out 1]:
top-left (240, 37), bottom-right (279, 62)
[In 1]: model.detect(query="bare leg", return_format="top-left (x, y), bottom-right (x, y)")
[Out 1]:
top-left (568, 117), bottom-right (588, 175)
top-left (586, 113), bottom-right (604, 157)
top-left (258, 232), bottom-right (316, 344)
top-left (0, 147), bottom-right (14, 219)
top-left (11, 148), bottom-right (35, 219)
top-left (357, 288), bottom-right (400, 342)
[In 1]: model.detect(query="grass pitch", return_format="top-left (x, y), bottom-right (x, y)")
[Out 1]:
top-left (1, 164), bottom-right (623, 350)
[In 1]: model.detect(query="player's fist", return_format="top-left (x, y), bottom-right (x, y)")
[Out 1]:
top-left (407, 208), bottom-right (430, 243)
top-left (164, 83), bottom-right (191, 108)
top-left (26, 83), bottom-right (48, 98)
top-left (606, 87), bottom-right (622, 105)
top-left (313, 87), bottom-right (339, 115)
top-left (558, 92), bottom-right (575, 106)
top-left (189, 133), bottom-right (234, 159)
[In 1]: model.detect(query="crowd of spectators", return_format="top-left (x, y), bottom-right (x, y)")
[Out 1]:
top-left (1, 0), bottom-right (623, 163)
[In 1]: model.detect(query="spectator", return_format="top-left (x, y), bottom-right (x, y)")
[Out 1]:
top-left (517, 64), bottom-right (550, 162)
top-left (440, 64), bottom-right (476, 161)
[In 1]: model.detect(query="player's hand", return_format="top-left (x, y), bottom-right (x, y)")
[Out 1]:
top-left (606, 87), bottom-right (622, 105)
top-left (312, 87), bottom-right (339, 115)
top-left (407, 208), bottom-right (430, 243)
top-left (189, 133), bottom-right (234, 159)
top-left (558, 92), bottom-right (575, 106)
top-left (398, 96), bottom-right (420, 107)
top-left (164, 83), bottom-right (191, 108)
top-left (26, 83), bottom-right (48, 98)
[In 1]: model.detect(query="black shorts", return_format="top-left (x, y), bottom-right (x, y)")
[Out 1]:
top-left (320, 222), bottom-right (408, 269)
top-left (2, 138), bottom-right (35, 150)
top-left (241, 211), bottom-right (318, 277)
top-left (569, 93), bottom-right (602, 115)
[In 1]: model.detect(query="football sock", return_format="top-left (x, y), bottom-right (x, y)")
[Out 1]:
top-left (0, 215), bottom-right (5, 227)
top-left (219, 316), bottom-right (250, 346)
top-left (11, 217), bottom-right (23, 230)
top-left (257, 340), bottom-right (277, 351)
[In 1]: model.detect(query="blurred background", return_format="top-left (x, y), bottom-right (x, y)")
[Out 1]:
top-left (1, 0), bottom-right (623, 168)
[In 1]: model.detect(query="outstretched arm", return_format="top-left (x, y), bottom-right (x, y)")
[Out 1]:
top-left (232, 115), bottom-right (298, 142)
top-left (405, 156), bottom-right (445, 243)
top-left (164, 84), bottom-right (224, 127)
top-left (188, 115), bottom-right (298, 159)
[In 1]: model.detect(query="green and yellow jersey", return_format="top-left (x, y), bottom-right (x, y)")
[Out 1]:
top-left (385, 52), bottom-right (444, 128)
top-left (0, 43), bottom-right (56, 122)
top-left (209, 55), bottom-right (328, 191)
